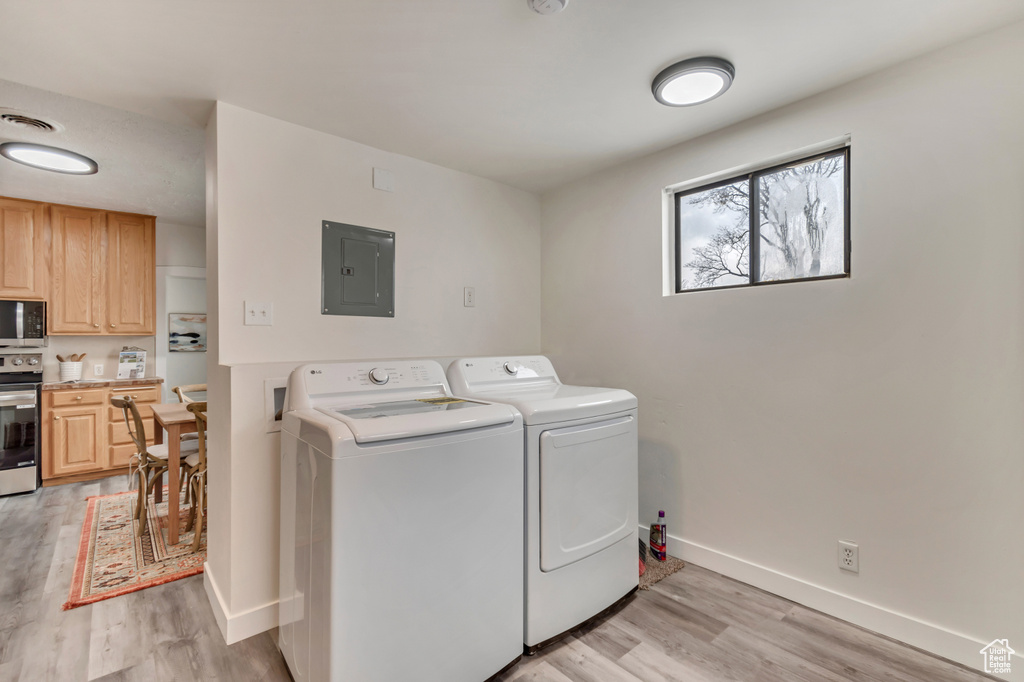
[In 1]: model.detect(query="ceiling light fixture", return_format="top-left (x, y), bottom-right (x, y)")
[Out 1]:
top-left (528, 0), bottom-right (568, 15)
top-left (0, 141), bottom-right (98, 175)
top-left (652, 57), bottom-right (735, 107)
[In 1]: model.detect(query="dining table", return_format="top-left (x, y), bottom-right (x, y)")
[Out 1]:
top-left (150, 401), bottom-right (199, 545)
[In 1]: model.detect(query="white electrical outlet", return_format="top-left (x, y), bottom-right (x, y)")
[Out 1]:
top-left (838, 540), bottom-right (859, 573)
top-left (464, 287), bottom-right (475, 307)
top-left (93, 364), bottom-right (104, 377)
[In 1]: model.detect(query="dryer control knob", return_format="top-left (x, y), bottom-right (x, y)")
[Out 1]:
top-left (368, 368), bottom-right (390, 385)
top-left (503, 361), bottom-right (518, 375)
top-left (27, 357), bottom-right (40, 366)
top-left (11, 357), bottom-right (23, 366)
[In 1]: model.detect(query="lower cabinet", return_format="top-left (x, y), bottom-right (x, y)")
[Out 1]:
top-left (107, 385), bottom-right (159, 468)
top-left (42, 382), bottom-right (162, 485)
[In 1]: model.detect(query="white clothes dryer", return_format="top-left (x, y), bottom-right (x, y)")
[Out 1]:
top-left (447, 356), bottom-right (638, 652)
top-left (279, 360), bottom-right (524, 682)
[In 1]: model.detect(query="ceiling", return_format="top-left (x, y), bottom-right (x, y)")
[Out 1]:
top-left (1, 0), bottom-right (1023, 227)
top-left (0, 81), bottom-right (205, 226)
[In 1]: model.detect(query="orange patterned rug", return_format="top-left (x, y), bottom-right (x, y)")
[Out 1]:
top-left (63, 487), bottom-right (206, 610)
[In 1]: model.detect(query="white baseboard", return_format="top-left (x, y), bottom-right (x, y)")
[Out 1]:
top-left (204, 563), bottom-right (280, 645)
top-left (203, 563), bottom-right (229, 640)
top-left (647, 529), bottom-right (1023, 681)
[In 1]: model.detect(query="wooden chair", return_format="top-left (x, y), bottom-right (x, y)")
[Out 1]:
top-left (112, 395), bottom-right (200, 537)
top-left (172, 383), bottom-right (206, 448)
top-left (185, 401), bottom-right (208, 553)
top-left (172, 383), bottom-right (207, 404)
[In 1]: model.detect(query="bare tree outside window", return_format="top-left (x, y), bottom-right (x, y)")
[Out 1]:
top-left (677, 179), bottom-right (749, 289)
top-left (676, 149), bottom-right (849, 292)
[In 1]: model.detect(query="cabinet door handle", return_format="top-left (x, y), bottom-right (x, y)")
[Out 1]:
top-left (76, 396), bottom-right (83, 400)
top-left (110, 324), bottom-right (117, 328)
top-left (93, 323), bottom-right (100, 328)
top-left (53, 415), bottom-right (61, 420)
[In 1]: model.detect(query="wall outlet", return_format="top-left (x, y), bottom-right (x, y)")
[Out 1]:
top-left (93, 364), bottom-right (104, 377)
top-left (838, 540), bottom-right (859, 573)
top-left (463, 287), bottom-right (475, 307)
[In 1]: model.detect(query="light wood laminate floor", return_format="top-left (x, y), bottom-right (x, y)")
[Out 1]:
top-left (0, 479), bottom-right (993, 681)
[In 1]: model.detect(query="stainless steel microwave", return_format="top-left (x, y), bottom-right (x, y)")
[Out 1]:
top-left (0, 300), bottom-right (46, 347)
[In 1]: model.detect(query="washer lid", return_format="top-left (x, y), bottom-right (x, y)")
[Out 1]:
top-left (316, 397), bottom-right (516, 443)
top-left (458, 384), bottom-right (636, 426)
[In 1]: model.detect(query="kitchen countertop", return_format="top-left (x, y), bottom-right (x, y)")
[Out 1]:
top-left (42, 377), bottom-right (164, 391)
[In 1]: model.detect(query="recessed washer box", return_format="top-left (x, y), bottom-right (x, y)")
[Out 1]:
top-left (321, 221), bottom-right (395, 317)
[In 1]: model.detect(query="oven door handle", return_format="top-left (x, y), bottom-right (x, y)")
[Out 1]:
top-left (0, 392), bottom-right (37, 405)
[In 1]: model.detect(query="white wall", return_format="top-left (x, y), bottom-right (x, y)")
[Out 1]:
top-left (214, 104), bottom-right (540, 365)
top-left (540, 21), bottom-right (1024, 676)
top-left (155, 219), bottom-right (207, 401)
top-left (205, 102), bottom-right (542, 641)
top-left (156, 221), bottom-right (206, 267)
top-left (155, 267), bottom-right (207, 402)
top-left (44, 335), bottom-right (156, 382)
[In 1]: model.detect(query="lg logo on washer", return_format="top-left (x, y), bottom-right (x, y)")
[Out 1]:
top-left (310, 370), bottom-right (322, 375)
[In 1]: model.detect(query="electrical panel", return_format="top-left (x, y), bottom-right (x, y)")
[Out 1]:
top-left (321, 221), bottom-right (395, 317)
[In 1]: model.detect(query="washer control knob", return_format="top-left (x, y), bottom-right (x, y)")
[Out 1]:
top-left (368, 368), bottom-right (389, 385)
top-left (27, 357), bottom-right (39, 366)
top-left (11, 357), bottom-right (23, 366)
top-left (503, 361), bottom-right (518, 375)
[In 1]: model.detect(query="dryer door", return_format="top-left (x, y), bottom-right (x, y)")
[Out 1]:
top-left (539, 415), bottom-right (637, 572)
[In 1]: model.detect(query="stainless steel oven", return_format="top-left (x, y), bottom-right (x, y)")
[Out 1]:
top-left (0, 351), bottom-right (43, 495)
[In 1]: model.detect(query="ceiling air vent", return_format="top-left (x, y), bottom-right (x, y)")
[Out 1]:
top-left (0, 110), bottom-right (63, 133)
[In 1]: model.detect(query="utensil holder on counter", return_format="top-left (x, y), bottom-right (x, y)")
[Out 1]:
top-left (59, 362), bottom-right (83, 381)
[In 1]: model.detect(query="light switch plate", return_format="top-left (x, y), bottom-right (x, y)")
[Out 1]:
top-left (464, 287), bottom-right (476, 307)
top-left (245, 301), bottom-right (273, 326)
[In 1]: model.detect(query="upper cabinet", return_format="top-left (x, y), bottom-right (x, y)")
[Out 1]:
top-left (0, 197), bottom-right (49, 300)
top-left (50, 205), bottom-right (106, 334)
top-left (0, 196), bottom-right (156, 337)
top-left (105, 212), bottom-right (156, 335)
top-left (50, 205), bottom-right (156, 335)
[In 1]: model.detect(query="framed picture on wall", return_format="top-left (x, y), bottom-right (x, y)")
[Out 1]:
top-left (169, 313), bottom-right (207, 352)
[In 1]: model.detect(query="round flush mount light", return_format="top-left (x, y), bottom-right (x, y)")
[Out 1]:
top-left (528, 0), bottom-right (568, 15)
top-left (652, 57), bottom-right (735, 107)
top-left (0, 141), bottom-right (98, 175)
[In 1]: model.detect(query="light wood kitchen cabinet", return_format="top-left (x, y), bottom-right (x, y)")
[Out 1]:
top-left (49, 205), bottom-right (155, 335)
top-left (106, 212), bottom-right (156, 335)
top-left (45, 388), bottom-right (106, 479)
top-left (107, 384), bottom-right (160, 468)
top-left (0, 196), bottom-right (49, 300)
top-left (49, 204), bottom-right (106, 333)
top-left (42, 380), bottom-right (163, 485)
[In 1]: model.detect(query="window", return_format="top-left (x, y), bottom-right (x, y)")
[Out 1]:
top-left (675, 148), bottom-right (849, 292)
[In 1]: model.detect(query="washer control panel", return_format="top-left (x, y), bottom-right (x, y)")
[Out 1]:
top-left (290, 360), bottom-right (452, 410)
top-left (368, 368), bottom-right (390, 385)
top-left (449, 356), bottom-right (558, 391)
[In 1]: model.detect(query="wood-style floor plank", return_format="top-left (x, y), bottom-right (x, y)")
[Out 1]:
top-left (504, 660), bottom-right (576, 682)
top-left (614, 641), bottom-right (722, 682)
top-left (543, 637), bottom-right (646, 682)
top-left (0, 479), bottom-right (997, 682)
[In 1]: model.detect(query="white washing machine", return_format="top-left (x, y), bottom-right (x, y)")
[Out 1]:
top-left (279, 360), bottom-right (524, 682)
top-left (447, 356), bottom-right (638, 652)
